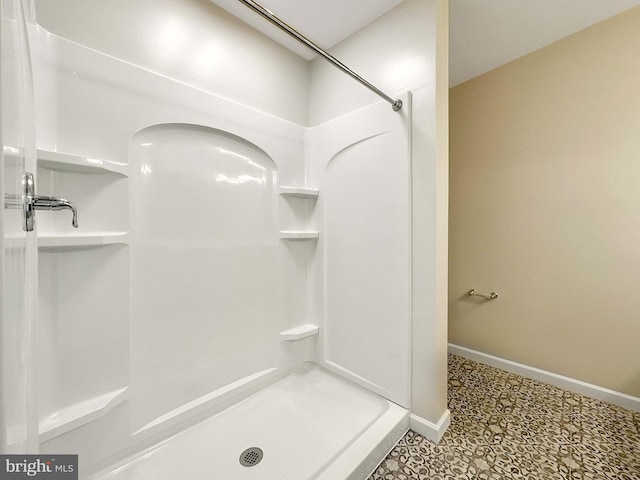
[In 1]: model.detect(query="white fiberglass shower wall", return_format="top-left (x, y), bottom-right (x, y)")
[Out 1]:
top-left (308, 104), bottom-right (412, 406)
top-left (19, 12), bottom-right (413, 478)
top-left (1, 0), bottom-right (449, 477)
top-left (0, 0), bottom-right (39, 454)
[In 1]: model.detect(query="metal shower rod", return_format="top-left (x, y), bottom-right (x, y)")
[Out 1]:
top-left (237, 0), bottom-right (403, 112)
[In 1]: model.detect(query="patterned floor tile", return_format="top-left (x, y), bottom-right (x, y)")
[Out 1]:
top-left (368, 354), bottom-right (640, 480)
top-left (571, 413), bottom-right (640, 446)
top-left (569, 442), bottom-right (640, 479)
top-left (369, 431), bottom-right (476, 480)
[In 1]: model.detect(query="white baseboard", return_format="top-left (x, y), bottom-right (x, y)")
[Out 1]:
top-left (448, 343), bottom-right (640, 413)
top-left (409, 410), bottom-right (450, 444)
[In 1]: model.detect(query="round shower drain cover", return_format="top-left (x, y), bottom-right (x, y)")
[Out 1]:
top-left (239, 447), bottom-right (263, 467)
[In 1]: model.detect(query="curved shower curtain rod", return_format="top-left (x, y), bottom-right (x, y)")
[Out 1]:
top-left (237, 0), bottom-right (403, 112)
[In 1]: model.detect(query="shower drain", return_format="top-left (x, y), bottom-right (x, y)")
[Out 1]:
top-left (239, 447), bottom-right (263, 467)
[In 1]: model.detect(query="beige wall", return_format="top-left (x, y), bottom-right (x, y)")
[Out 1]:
top-left (449, 6), bottom-right (640, 397)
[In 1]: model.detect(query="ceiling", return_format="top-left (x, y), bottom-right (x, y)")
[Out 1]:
top-left (210, 0), bottom-right (405, 60)
top-left (450, 0), bottom-right (640, 86)
top-left (212, 0), bottom-right (640, 85)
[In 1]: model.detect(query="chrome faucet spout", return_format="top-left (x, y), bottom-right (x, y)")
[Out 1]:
top-left (32, 196), bottom-right (78, 228)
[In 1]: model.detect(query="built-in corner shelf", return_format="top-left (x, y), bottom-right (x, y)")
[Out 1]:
top-left (279, 230), bottom-right (319, 240)
top-left (280, 324), bottom-right (319, 341)
top-left (278, 186), bottom-right (319, 199)
top-left (39, 387), bottom-right (129, 443)
top-left (37, 149), bottom-right (128, 176)
top-left (38, 232), bottom-right (130, 251)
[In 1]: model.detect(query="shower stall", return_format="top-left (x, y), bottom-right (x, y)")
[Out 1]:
top-left (1, 0), bottom-right (448, 478)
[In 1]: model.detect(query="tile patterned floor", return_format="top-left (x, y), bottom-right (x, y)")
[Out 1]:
top-left (369, 354), bottom-right (640, 479)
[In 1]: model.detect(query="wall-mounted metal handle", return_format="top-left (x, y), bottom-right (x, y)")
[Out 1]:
top-left (3, 172), bottom-right (78, 231)
top-left (469, 289), bottom-right (498, 300)
top-left (32, 196), bottom-right (78, 228)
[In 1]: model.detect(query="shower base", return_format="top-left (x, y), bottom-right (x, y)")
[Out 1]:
top-left (87, 363), bottom-right (408, 480)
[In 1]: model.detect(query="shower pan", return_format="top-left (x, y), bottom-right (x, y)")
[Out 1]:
top-left (1, 1), bottom-right (416, 478)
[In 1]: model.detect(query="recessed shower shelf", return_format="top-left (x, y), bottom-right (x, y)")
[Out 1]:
top-left (280, 324), bottom-right (319, 341)
top-left (279, 230), bottom-right (319, 240)
top-left (278, 186), bottom-right (319, 198)
top-left (3, 233), bottom-right (25, 249)
top-left (38, 231), bottom-right (130, 251)
top-left (37, 149), bottom-right (128, 176)
top-left (39, 386), bottom-right (129, 443)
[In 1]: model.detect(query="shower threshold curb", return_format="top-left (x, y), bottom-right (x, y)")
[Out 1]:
top-left (317, 403), bottom-right (409, 480)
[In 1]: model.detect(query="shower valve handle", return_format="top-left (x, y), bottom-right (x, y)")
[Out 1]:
top-left (32, 195), bottom-right (78, 229)
top-left (3, 172), bottom-right (78, 231)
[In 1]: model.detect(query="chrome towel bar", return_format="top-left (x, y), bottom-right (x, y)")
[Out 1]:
top-left (468, 289), bottom-right (498, 300)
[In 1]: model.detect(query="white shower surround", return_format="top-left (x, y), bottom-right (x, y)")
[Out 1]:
top-left (32, 24), bottom-right (413, 478)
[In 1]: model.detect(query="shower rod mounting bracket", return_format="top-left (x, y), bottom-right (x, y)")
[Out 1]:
top-left (237, 0), bottom-right (403, 112)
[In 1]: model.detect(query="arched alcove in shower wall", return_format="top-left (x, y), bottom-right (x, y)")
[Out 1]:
top-left (129, 123), bottom-right (289, 433)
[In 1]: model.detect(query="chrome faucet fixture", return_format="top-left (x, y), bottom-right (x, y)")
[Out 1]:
top-left (3, 172), bottom-right (78, 231)
top-left (32, 195), bottom-right (78, 228)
